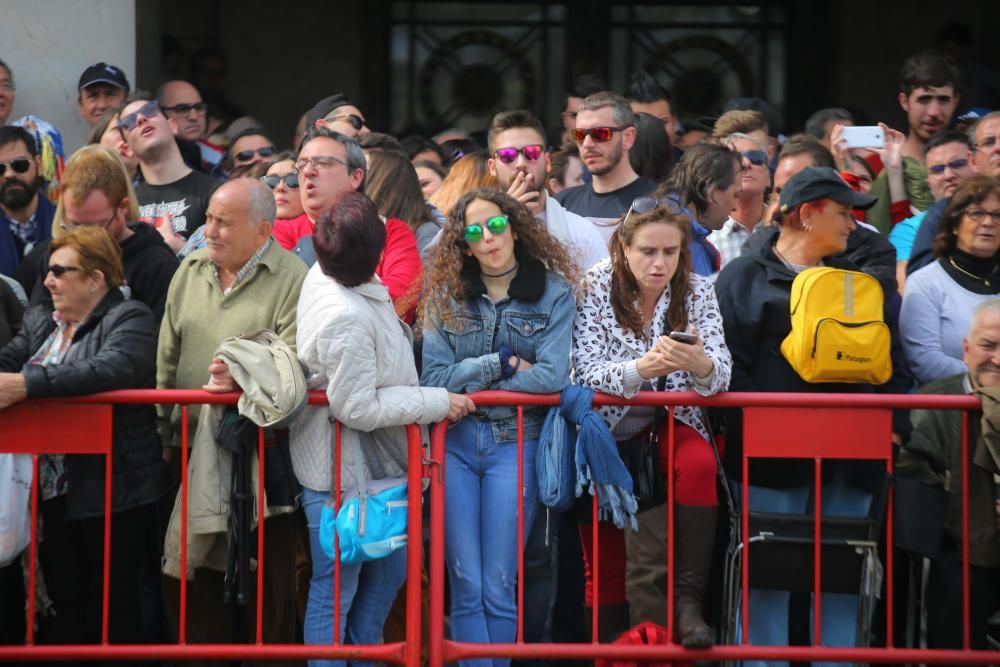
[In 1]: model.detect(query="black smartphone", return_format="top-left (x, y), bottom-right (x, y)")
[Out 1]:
top-left (668, 331), bottom-right (698, 345)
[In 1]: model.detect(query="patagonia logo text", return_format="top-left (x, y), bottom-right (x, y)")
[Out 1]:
top-left (836, 351), bottom-right (871, 363)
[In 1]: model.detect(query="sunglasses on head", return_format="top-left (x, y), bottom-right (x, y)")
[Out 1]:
top-left (463, 215), bottom-right (509, 243)
top-left (161, 102), bottom-right (208, 115)
top-left (570, 126), bottom-right (630, 143)
top-left (328, 113), bottom-right (366, 131)
top-left (119, 101), bottom-right (162, 134)
top-left (0, 158), bottom-right (31, 177)
top-left (739, 149), bottom-right (768, 167)
top-left (623, 194), bottom-right (684, 227)
top-left (928, 158), bottom-right (969, 174)
top-left (48, 264), bottom-right (80, 278)
top-left (235, 146), bottom-right (276, 163)
top-left (494, 144), bottom-right (544, 164)
top-left (260, 173), bottom-right (299, 190)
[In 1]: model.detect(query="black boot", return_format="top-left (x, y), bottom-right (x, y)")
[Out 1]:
top-left (674, 505), bottom-right (718, 649)
top-left (584, 602), bottom-right (631, 643)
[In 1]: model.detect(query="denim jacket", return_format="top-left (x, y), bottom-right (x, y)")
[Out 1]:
top-left (421, 255), bottom-right (576, 443)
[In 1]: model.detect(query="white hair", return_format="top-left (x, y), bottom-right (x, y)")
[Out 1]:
top-left (970, 298), bottom-right (1000, 336)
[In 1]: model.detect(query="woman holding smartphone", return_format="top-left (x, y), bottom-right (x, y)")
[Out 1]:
top-left (420, 189), bottom-right (577, 667)
top-left (572, 196), bottom-right (732, 646)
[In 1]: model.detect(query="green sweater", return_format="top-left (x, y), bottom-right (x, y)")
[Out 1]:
top-left (156, 242), bottom-right (307, 445)
top-left (866, 156), bottom-right (933, 235)
top-left (897, 373), bottom-right (1000, 567)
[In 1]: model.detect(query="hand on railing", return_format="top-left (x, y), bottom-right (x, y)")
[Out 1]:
top-left (0, 372), bottom-right (27, 410)
top-left (202, 357), bottom-right (238, 393)
top-left (447, 393), bottom-right (476, 422)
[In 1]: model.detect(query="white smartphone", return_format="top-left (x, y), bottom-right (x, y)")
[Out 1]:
top-left (841, 126), bottom-right (884, 149)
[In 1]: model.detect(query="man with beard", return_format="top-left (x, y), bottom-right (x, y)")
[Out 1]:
top-left (867, 51), bottom-right (960, 234)
top-left (118, 97), bottom-right (219, 254)
top-left (555, 91), bottom-right (654, 243)
top-left (487, 109), bottom-right (607, 272)
top-left (0, 126), bottom-right (53, 278)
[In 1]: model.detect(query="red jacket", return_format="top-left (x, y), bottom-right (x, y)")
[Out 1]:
top-left (272, 214), bottom-right (422, 322)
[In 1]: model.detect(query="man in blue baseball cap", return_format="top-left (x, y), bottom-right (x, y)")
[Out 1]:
top-left (77, 62), bottom-right (130, 128)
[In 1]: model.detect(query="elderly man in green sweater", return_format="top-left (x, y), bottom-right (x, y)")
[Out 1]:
top-left (156, 176), bottom-right (307, 658)
top-left (898, 298), bottom-right (1000, 649)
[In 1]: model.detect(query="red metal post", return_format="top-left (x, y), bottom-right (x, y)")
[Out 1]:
top-left (101, 450), bottom-right (113, 644)
top-left (666, 409), bottom-right (675, 642)
top-left (334, 420), bottom-right (342, 645)
top-left (591, 492), bottom-right (600, 643)
top-left (429, 422), bottom-right (448, 667)
top-left (961, 411), bottom-right (971, 649)
top-left (256, 426), bottom-right (266, 644)
top-left (405, 425), bottom-right (423, 667)
top-left (179, 405), bottom-right (189, 644)
top-left (813, 458), bottom-right (822, 646)
top-left (516, 405), bottom-right (524, 644)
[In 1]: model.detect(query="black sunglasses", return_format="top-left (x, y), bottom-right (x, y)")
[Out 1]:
top-left (739, 150), bottom-right (768, 167)
top-left (327, 113), bottom-right (366, 131)
top-left (0, 158), bottom-right (31, 177)
top-left (623, 194), bottom-right (684, 226)
top-left (261, 173), bottom-right (299, 190)
top-left (48, 264), bottom-right (80, 278)
top-left (235, 146), bottom-right (276, 163)
top-left (161, 102), bottom-right (208, 115)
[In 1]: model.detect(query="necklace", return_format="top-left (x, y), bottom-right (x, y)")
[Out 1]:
top-left (949, 256), bottom-right (998, 287)
top-left (481, 263), bottom-right (519, 279)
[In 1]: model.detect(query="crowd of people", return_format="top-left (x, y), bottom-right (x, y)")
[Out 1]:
top-left (1, 44), bottom-right (1000, 667)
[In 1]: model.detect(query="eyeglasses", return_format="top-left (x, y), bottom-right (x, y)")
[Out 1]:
top-left (965, 207), bottom-right (1000, 224)
top-left (326, 113), bottom-right (367, 131)
top-left (623, 194), bottom-right (684, 227)
top-left (976, 136), bottom-right (1000, 151)
top-left (293, 155), bottom-right (351, 173)
top-left (927, 158), bottom-right (969, 174)
top-left (463, 215), bottom-right (509, 243)
top-left (0, 82), bottom-right (14, 94)
top-left (118, 101), bottom-right (162, 134)
top-left (570, 126), bottom-right (630, 143)
top-left (234, 146), bottom-right (276, 163)
top-left (261, 173), bottom-right (299, 190)
top-left (161, 102), bottom-right (208, 116)
top-left (48, 264), bottom-right (80, 278)
top-left (494, 144), bottom-right (544, 164)
top-left (0, 157), bottom-right (31, 177)
top-left (739, 150), bottom-right (768, 167)
top-left (60, 212), bottom-right (116, 232)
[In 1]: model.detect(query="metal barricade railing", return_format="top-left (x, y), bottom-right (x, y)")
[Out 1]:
top-left (2, 389), bottom-right (999, 664)
top-left (0, 389), bottom-right (423, 665)
top-left (428, 390), bottom-right (1000, 666)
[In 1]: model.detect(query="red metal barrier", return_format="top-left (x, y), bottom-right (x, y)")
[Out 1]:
top-left (428, 390), bottom-right (1000, 666)
top-left (0, 389), bottom-right (423, 665)
top-left (2, 389), bottom-right (998, 664)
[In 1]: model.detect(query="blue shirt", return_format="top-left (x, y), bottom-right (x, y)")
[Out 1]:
top-left (0, 195), bottom-right (55, 278)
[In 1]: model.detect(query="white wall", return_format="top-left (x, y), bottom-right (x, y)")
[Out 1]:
top-left (0, 0), bottom-right (135, 153)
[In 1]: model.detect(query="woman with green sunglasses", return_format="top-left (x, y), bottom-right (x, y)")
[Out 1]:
top-left (420, 189), bottom-right (579, 666)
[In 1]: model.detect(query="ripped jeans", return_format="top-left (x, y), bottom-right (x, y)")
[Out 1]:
top-left (445, 416), bottom-right (539, 667)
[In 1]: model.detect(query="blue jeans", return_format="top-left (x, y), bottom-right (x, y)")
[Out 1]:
top-left (302, 486), bottom-right (408, 667)
top-left (736, 479), bottom-right (872, 667)
top-left (445, 417), bottom-right (539, 667)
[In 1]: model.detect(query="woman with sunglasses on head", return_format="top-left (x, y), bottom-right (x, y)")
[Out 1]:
top-left (901, 175), bottom-right (1000, 385)
top-left (420, 189), bottom-right (578, 667)
top-left (572, 198), bottom-right (731, 645)
top-left (656, 142), bottom-right (742, 277)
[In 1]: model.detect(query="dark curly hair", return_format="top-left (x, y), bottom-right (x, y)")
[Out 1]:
top-left (420, 188), bottom-right (579, 323)
top-left (934, 175), bottom-right (1000, 257)
top-left (609, 205), bottom-right (692, 337)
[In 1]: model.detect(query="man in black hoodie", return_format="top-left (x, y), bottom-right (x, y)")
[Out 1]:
top-left (16, 145), bottom-right (178, 323)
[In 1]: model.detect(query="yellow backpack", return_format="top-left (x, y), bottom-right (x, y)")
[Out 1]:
top-left (780, 266), bottom-right (892, 384)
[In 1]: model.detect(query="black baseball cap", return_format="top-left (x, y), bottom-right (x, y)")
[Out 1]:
top-left (305, 93), bottom-right (353, 128)
top-left (78, 63), bottom-right (130, 92)
top-left (779, 167), bottom-right (878, 214)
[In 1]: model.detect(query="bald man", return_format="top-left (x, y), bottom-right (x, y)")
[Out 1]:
top-left (156, 80), bottom-right (224, 171)
top-left (157, 178), bottom-right (306, 651)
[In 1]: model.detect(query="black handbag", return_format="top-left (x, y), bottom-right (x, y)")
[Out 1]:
top-left (618, 374), bottom-right (669, 513)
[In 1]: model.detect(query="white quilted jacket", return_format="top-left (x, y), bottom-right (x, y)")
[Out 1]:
top-left (291, 263), bottom-right (450, 493)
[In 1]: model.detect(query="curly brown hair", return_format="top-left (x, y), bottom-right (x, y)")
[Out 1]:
top-left (420, 188), bottom-right (580, 323)
top-left (608, 206), bottom-right (692, 336)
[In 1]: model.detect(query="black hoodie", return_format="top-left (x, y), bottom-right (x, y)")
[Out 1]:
top-left (21, 222), bottom-right (179, 324)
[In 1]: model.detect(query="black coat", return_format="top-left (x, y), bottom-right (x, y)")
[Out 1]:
top-left (714, 233), bottom-right (911, 488)
top-left (0, 290), bottom-right (169, 520)
top-left (0, 279), bottom-right (23, 348)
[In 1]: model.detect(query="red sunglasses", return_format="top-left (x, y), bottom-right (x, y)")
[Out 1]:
top-left (570, 125), bottom-right (630, 143)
